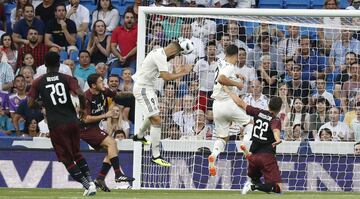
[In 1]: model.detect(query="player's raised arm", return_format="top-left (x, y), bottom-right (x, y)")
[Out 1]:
top-left (159, 64), bottom-right (193, 81)
top-left (223, 86), bottom-right (247, 110)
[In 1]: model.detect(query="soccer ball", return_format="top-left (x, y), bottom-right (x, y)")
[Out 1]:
top-left (178, 37), bottom-right (194, 55)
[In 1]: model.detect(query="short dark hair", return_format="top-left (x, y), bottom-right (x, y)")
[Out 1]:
top-left (78, 50), bottom-right (90, 57)
top-left (14, 74), bottom-right (25, 81)
top-left (114, 130), bottom-right (126, 139)
top-left (55, 3), bottom-right (66, 11)
top-left (355, 142), bottom-right (360, 148)
top-left (87, 73), bottom-right (101, 88)
top-left (225, 44), bottom-right (238, 56)
top-left (108, 74), bottom-right (120, 82)
top-left (27, 27), bottom-right (38, 34)
top-left (319, 128), bottom-right (332, 137)
top-left (257, 32), bottom-right (273, 45)
top-left (45, 52), bottom-right (60, 68)
top-left (205, 41), bottom-right (216, 50)
top-left (24, 3), bottom-right (34, 10)
top-left (238, 47), bottom-right (246, 54)
top-left (268, 96), bottom-right (283, 113)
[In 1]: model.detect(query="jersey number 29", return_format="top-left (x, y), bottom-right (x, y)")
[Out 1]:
top-left (46, 83), bottom-right (67, 105)
top-left (253, 119), bottom-right (268, 140)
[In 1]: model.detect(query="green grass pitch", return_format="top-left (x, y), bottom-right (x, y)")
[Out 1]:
top-left (0, 188), bottom-right (359, 199)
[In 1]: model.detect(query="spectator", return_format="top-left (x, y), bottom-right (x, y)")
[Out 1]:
top-left (66, 0), bottom-right (89, 45)
top-left (0, 2), bottom-right (6, 32)
top-left (113, 129), bottom-right (126, 140)
top-left (19, 66), bottom-right (34, 91)
top-left (354, 142), bottom-right (360, 155)
top-left (12, 4), bottom-right (45, 48)
top-left (45, 3), bottom-right (77, 53)
top-left (243, 79), bottom-right (269, 110)
top-left (236, 47), bottom-right (257, 96)
top-left (341, 63), bottom-right (360, 109)
top-left (256, 55), bottom-right (278, 97)
top-left (277, 83), bottom-right (291, 133)
top-left (278, 26), bottom-right (300, 60)
top-left (147, 23), bottom-right (166, 53)
top-left (179, 23), bottom-right (205, 64)
top-left (74, 50), bottom-right (96, 81)
top-left (347, 0), bottom-right (360, 9)
top-left (286, 64), bottom-right (310, 104)
top-left (0, 106), bottom-right (11, 135)
top-left (116, 69), bottom-right (135, 124)
top-left (227, 20), bottom-right (247, 52)
top-left (119, 68), bottom-right (133, 94)
top-left (7, 75), bottom-right (27, 118)
top-left (0, 62), bottom-right (15, 92)
top-left (180, 109), bottom-right (207, 140)
top-left (222, 0), bottom-right (238, 8)
top-left (279, 58), bottom-right (294, 83)
top-left (284, 97), bottom-right (310, 140)
top-left (107, 74), bottom-right (120, 92)
top-left (191, 17), bottom-right (216, 44)
top-left (343, 93), bottom-right (360, 126)
top-left (10, 0), bottom-right (31, 29)
top-left (248, 32), bottom-right (281, 72)
top-left (319, 128), bottom-right (333, 141)
top-left (311, 77), bottom-right (336, 107)
top-left (288, 124), bottom-right (302, 141)
top-left (0, 33), bottom-right (18, 70)
top-left (173, 94), bottom-right (195, 136)
top-left (319, 107), bottom-right (353, 141)
top-left (350, 102), bottom-right (360, 142)
top-left (23, 118), bottom-right (40, 137)
top-left (34, 46), bottom-right (73, 79)
top-left (110, 10), bottom-right (137, 73)
top-left (252, 22), bottom-right (284, 45)
top-left (193, 41), bottom-right (217, 112)
top-left (309, 96), bottom-right (330, 141)
top-left (317, 0), bottom-right (341, 56)
top-left (87, 20), bottom-right (111, 65)
top-left (16, 27), bottom-right (48, 70)
top-left (95, 62), bottom-right (108, 83)
top-left (126, 0), bottom-right (142, 21)
top-left (295, 35), bottom-right (326, 82)
top-left (19, 53), bottom-right (35, 73)
top-left (329, 29), bottom-right (360, 73)
top-left (216, 33), bottom-right (230, 59)
top-left (101, 103), bottom-right (130, 138)
top-left (62, 58), bottom-right (87, 91)
top-left (162, 16), bottom-right (183, 40)
top-left (91, 0), bottom-right (119, 33)
top-left (35, 0), bottom-right (56, 25)
top-left (334, 52), bottom-right (358, 99)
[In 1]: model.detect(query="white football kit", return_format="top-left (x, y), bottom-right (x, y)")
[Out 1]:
top-left (211, 59), bottom-right (250, 138)
top-left (132, 48), bottom-right (170, 117)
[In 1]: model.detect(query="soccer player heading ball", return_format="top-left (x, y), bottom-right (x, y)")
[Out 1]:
top-left (132, 38), bottom-right (193, 167)
top-left (224, 86), bottom-right (283, 195)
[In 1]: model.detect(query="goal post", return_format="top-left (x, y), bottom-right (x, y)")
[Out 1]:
top-left (134, 6), bottom-right (360, 191)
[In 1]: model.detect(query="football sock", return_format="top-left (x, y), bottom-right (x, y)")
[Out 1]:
top-left (97, 162), bottom-right (112, 180)
top-left (211, 139), bottom-right (226, 159)
top-left (251, 183), bottom-right (281, 193)
top-left (150, 125), bottom-right (161, 158)
top-left (75, 157), bottom-right (93, 183)
top-left (110, 157), bottom-right (122, 178)
top-left (137, 117), bottom-right (151, 139)
top-left (64, 162), bottom-right (90, 189)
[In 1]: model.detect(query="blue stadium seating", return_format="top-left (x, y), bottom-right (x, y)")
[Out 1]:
top-left (285, 0), bottom-right (311, 9)
top-left (258, 0), bottom-right (284, 8)
top-left (111, 68), bottom-right (123, 76)
top-left (311, 0), bottom-right (324, 9)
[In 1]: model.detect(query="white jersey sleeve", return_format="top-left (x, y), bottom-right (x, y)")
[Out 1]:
top-left (132, 48), bottom-right (170, 88)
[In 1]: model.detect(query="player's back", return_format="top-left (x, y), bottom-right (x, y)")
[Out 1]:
top-left (211, 59), bottom-right (237, 101)
top-left (35, 72), bottom-right (79, 129)
top-left (246, 105), bottom-right (281, 154)
top-left (132, 48), bottom-right (170, 88)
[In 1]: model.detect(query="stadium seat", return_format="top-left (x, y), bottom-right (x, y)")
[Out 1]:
top-left (111, 68), bottom-right (123, 76)
top-left (311, 0), bottom-right (324, 9)
top-left (285, 0), bottom-right (311, 9)
top-left (258, 0), bottom-right (284, 8)
top-left (60, 51), bottom-right (68, 62)
top-left (80, 0), bottom-right (95, 5)
top-left (339, 0), bottom-right (349, 9)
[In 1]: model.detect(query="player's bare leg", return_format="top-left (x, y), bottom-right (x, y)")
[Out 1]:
top-left (148, 115), bottom-right (171, 167)
top-left (100, 136), bottom-right (135, 182)
top-left (208, 137), bottom-right (228, 176)
top-left (133, 117), bottom-right (151, 145)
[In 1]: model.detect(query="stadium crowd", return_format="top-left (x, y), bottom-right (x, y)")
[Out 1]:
top-left (0, 0), bottom-right (359, 146)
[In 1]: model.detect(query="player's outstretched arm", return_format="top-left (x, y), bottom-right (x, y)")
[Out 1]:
top-left (218, 75), bottom-right (243, 90)
top-left (272, 129), bottom-right (282, 147)
top-left (223, 86), bottom-right (247, 110)
top-left (159, 64), bottom-right (193, 81)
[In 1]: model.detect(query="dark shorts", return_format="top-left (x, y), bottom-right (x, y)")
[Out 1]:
top-left (247, 153), bottom-right (282, 184)
top-left (50, 123), bottom-right (81, 163)
top-left (80, 126), bottom-right (108, 150)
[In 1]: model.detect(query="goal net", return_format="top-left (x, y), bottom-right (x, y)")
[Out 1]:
top-left (134, 7), bottom-right (360, 191)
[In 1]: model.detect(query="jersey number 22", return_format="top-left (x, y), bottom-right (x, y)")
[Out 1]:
top-left (253, 119), bottom-right (268, 140)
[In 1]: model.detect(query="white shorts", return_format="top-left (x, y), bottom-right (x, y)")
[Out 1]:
top-left (133, 85), bottom-right (160, 118)
top-left (213, 99), bottom-right (251, 138)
